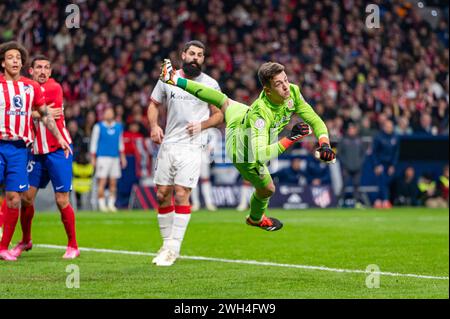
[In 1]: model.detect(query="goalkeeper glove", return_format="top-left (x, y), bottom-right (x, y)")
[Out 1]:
top-left (315, 143), bottom-right (336, 163)
top-left (279, 122), bottom-right (312, 149)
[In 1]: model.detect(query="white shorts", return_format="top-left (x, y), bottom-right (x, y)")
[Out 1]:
top-left (154, 143), bottom-right (202, 188)
top-left (95, 156), bottom-right (121, 179)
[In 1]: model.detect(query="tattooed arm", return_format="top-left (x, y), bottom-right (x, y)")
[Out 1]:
top-left (37, 105), bottom-right (72, 158)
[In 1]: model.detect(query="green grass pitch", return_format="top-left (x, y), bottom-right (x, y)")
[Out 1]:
top-left (0, 208), bottom-right (448, 299)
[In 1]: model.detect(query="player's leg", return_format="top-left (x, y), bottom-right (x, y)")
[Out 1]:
top-left (155, 183), bottom-right (175, 255)
top-left (9, 186), bottom-right (38, 258)
top-left (97, 177), bottom-right (108, 211)
top-left (0, 200), bottom-right (4, 240)
top-left (45, 147), bottom-right (79, 258)
top-left (0, 142), bottom-right (30, 261)
top-left (108, 177), bottom-right (118, 212)
top-left (55, 192), bottom-right (79, 258)
top-left (10, 154), bottom-right (43, 257)
top-left (0, 191), bottom-right (21, 261)
top-left (107, 157), bottom-right (121, 212)
top-left (153, 145), bottom-right (176, 263)
top-left (156, 184), bottom-right (191, 267)
top-left (95, 156), bottom-right (110, 212)
top-left (156, 145), bottom-right (200, 266)
top-left (234, 163), bottom-right (283, 231)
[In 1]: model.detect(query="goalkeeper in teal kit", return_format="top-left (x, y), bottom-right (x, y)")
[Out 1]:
top-left (160, 59), bottom-right (336, 231)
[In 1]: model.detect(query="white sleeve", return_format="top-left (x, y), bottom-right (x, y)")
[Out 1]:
top-left (89, 124), bottom-right (100, 155)
top-left (119, 130), bottom-right (124, 153)
top-left (150, 80), bottom-right (166, 104)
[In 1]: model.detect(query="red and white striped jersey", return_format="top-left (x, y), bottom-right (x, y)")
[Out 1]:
top-left (0, 74), bottom-right (45, 146)
top-left (32, 78), bottom-right (72, 154)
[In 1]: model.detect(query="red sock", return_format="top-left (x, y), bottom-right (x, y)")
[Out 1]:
top-left (0, 200), bottom-right (6, 227)
top-left (20, 205), bottom-right (35, 243)
top-left (60, 204), bottom-right (78, 249)
top-left (175, 205), bottom-right (191, 214)
top-left (0, 206), bottom-right (19, 250)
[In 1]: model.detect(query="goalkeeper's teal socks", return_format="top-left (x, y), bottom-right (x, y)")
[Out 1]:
top-left (177, 78), bottom-right (228, 109)
top-left (249, 192), bottom-right (270, 222)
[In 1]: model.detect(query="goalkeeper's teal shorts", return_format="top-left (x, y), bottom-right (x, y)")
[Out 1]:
top-left (224, 102), bottom-right (273, 189)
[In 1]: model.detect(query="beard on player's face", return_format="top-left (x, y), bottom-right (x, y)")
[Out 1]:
top-left (182, 60), bottom-right (202, 78)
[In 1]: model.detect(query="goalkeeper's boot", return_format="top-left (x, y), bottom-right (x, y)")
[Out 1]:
top-left (246, 215), bottom-right (283, 231)
top-left (155, 249), bottom-right (179, 267)
top-left (63, 246), bottom-right (80, 259)
top-left (9, 240), bottom-right (32, 258)
top-left (160, 59), bottom-right (178, 85)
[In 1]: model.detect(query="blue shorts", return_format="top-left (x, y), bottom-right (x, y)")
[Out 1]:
top-left (28, 146), bottom-right (73, 192)
top-left (0, 140), bottom-right (29, 192)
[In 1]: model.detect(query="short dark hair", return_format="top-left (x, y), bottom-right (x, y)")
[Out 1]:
top-left (183, 40), bottom-right (206, 53)
top-left (0, 41), bottom-right (28, 72)
top-left (31, 54), bottom-right (50, 68)
top-left (257, 62), bottom-right (285, 87)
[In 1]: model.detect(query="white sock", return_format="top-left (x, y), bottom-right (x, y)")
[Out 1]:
top-left (191, 187), bottom-right (200, 208)
top-left (108, 196), bottom-right (116, 208)
top-left (201, 181), bottom-right (214, 207)
top-left (167, 213), bottom-right (191, 254)
top-left (99, 197), bottom-right (107, 209)
top-left (157, 211), bottom-right (175, 250)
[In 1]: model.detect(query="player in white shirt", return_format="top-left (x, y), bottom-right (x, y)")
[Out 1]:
top-left (147, 41), bottom-right (223, 266)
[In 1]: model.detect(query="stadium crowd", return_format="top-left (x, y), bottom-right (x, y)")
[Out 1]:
top-left (0, 0), bottom-right (448, 208)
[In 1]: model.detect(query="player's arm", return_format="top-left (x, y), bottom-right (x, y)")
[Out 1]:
top-left (89, 123), bottom-right (100, 167)
top-left (202, 105), bottom-right (223, 130)
top-left (33, 82), bottom-right (64, 120)
top-left (37, 105), bottom-right (71, 158)
top-left (293, 86), bottom-right (335, 163)
top-left (187, 105), bottom-right (224, 136)
top-left (147, 99), bottom-right (164, 144)
top-left (119, 127), bottom-right (127, 169)
top-left (148, 80), bottom-right (166, 144)
top-left (249, 111), bottom-right (311, 163)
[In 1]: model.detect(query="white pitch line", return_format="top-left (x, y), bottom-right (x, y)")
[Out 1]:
top-left (35, 244), bottom-right (449, 281)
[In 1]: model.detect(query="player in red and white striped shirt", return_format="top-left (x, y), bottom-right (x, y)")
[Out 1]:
top-left (9, 55), bottom-right (79, 260)
top-left (0, 41), bottom-right (71, 261)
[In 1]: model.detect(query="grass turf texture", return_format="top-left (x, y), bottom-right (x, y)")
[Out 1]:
top-left (0, 208), bottom-right (448, 299)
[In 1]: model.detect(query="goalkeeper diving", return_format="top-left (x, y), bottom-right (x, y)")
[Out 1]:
top-left (160, 59), bottom-right (336, 231)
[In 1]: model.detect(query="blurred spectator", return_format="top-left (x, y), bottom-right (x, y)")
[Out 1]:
top-left (395, 116), bottom-right (413, 135)
top-left (273, 158), bottom-right (306, 186)
top-left (372, 120), bottom-right (399, 209)
top-left (338, 123), bottom-right (366, 206)
top-left (305, 156), bottom-right (331, 187)
top-left (418, 172), bottom-right (447, 208)
top-left (415, 113), bottom-right (438, 136)
top-left (391, 166), bottom-right (419, 206)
